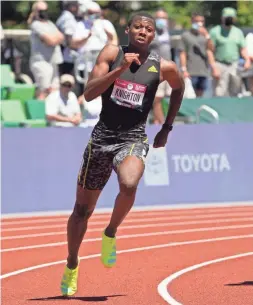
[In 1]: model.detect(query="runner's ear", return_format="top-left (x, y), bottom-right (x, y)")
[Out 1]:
top-left (125, 27), bottom-right (129, 35)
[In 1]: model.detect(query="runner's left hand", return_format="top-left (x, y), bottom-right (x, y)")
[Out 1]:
top-left (153, 128), bottom-right (170, 148)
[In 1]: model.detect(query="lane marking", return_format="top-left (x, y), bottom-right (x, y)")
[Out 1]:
top-left (2, 207), bottom-right (253, 226)
top-left (2, 224), bottom-right (253, 253)
top-left (1, 234), bottom-right (253, 279)
top-left (2, 212), bottom-right (252, 232)
top-left (2, 217), bottom-right (253, 240)
top-left (2, 201), bottom-right (253, 219)
top-left (158, 252), bottom-right (253, 305)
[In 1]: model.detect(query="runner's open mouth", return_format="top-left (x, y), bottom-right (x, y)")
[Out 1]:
top-left (137, 37), bottom-right (146, 42)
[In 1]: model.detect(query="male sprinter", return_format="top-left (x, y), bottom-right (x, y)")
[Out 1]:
top-left (61, 12), bottom-right (185, 296)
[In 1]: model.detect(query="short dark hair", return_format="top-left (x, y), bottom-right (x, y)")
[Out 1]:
top-left (192, 12), bottom-right (204, 18)
top-left (128, 12), bottom-right (155, 27)
top-left (156, 8), bottom-right (167, 13)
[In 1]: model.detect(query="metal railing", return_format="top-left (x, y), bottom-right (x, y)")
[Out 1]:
top-left (196, 104), bottom-right (219, 123)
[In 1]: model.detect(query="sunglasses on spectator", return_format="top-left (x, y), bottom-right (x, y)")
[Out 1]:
top-left (62, 82), bottom-right (72, 88)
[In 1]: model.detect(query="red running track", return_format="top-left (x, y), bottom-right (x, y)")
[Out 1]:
top-left (1, 205), bottom-right (253, 305)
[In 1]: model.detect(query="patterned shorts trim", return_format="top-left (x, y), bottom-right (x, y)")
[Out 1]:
top-left (77, 136), bottom-right (149, 191)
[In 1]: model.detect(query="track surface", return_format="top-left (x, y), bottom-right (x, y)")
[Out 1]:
top-left (1, 205), bottom-right (253, 305)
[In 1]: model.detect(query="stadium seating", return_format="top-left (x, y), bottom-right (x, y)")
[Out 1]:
top-left (25, 99), bottom-right (46, 120)
top-left (0, 64), bottom-right (15, 88)
top-left (7, 84), bottom-right (36, 107)
top-left (1, 100), bottom-right (46, 127)
top-left (1, 64), bottom-right (36, 107)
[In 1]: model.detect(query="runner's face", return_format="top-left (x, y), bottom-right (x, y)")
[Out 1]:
top-left (128, 17), bottom-right (155, 48)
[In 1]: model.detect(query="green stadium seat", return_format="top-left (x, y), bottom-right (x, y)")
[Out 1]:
top-left (7, 84), bottom-right (36, 106)
top-left (1, 100), bottom-right (46, 127)
top-left (25, 99), bottom-right (46, 120)
top-left (0, 87), bottom-right (8, 100)
top-left (0, 64), bottom-right (15, 88)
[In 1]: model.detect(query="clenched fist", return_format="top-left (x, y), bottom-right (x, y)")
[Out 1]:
top-left (119, 53), bottom-right (141, 71)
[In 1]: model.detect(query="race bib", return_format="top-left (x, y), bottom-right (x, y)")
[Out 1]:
top-left (110, 78), bottom-right (147, 111)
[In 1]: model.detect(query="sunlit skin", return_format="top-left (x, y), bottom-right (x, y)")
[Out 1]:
top-left (64, 14), bottom-right (185, 275)
top-left (126, 17), bottom-right (156, 60)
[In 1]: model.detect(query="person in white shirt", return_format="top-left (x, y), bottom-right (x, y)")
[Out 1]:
top-left (73, 1), bottom-right (118, 95)
top-left (73, 1), bottom-right (118, 85)
top-left (28, 1), bottom-right (64, 99)
top-left (245, 32), bottom-right (253, 94)
top-left (46, 74), bottom-right (82, 127)
top-left (74, 1), bottom-right (118, 53)
top-left (56, 0), bottom-right (90, 76)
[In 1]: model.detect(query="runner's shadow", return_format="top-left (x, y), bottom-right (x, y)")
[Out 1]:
top-left (28, 294), bottom-right (126, 302)
top-left (225, 281), bottom-right (253, 286)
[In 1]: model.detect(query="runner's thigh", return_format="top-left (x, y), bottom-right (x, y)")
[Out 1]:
top-left (78, 139), bottom-right (114, 190)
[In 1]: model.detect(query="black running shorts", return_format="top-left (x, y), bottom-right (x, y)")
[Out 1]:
top-left (77, 120), bottom-right (149, 190)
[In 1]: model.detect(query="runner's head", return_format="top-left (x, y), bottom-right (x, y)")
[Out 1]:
top-left (126, 12), bottom-right (156, 49)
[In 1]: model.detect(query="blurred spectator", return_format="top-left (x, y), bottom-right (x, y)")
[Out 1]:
top-left (75, 1), bottom-right (118, 53)
top-left (1, 24), bottom-right (5, 60)
top-left (245, 32), bottom-right (253, 94)
top-left (78, 95), bottom-right (102, 128)
top-left (45, 74), bottom-right (82, 127)
top-left (56, 0), bottom-right (89, 76)
top-left (73, 1), bottom-right (118, 94)
top-left (28, 1), bottom-right (64, 100)
top-left (209, 7), bottom-right (251, 97)
top-left (149, 8), bottom-right (172, 124)
top-left (179, 12), bottom-right (214, 97)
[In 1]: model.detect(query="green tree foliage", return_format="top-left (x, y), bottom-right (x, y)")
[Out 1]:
top-left (237, 0), bottom-right (253, 26)
top-left (1, 0), bottom-right (253, 29)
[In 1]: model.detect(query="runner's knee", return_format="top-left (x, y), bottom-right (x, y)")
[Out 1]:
top-left (119, 177), bottom-right (138, 196)
top-left (73, 202), bottom-right (94, 220)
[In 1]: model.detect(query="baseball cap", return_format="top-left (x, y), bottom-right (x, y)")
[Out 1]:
top-left (78, 0), bottom-right (92, 14)
top-left (222, 7), bottom-right (237, 18)
top-left (87, 1), bottom-right (101, 13)
top-left (60, 74), bottom-right (75, 85)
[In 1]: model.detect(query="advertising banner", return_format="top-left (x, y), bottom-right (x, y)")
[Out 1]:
top-left (2, 123), bottom-right (253, 214)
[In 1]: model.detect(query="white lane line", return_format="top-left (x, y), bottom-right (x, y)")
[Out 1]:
top-left (2, 201), bottom-right (253, 219)
top-left (2, 212), bottom-right (252, 232)
top-left (158, 252), bottom-right (253, 305)
top-left (2, 217), bottom-right (253, 240)
top-left (1, 234), bottom-right (253, 279)
top-left (2, 224), bottom-right (253, 253)
top-left (2, 207), bottom-right (253, 226)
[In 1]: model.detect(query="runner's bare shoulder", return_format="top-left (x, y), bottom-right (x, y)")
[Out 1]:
top-left (97, 44), bottom-right (120, 64)
top-left (160, 58), bottom-right (178, 74)
top-left (160, 57), bottom-right (182, 86)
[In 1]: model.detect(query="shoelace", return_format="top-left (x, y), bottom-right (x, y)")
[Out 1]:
top-left (69, 269), bottom-right (77, 283)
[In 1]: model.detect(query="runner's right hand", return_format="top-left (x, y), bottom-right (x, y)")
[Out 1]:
top-left (119, 53), bottom-right (141, 71)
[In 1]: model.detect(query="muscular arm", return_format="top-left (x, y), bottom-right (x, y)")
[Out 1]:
top-left (161, 59), bottom-right (185, 125)
top-left (83, 44), bottom-right (122, 102)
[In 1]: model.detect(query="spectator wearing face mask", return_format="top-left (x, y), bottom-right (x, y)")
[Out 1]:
top-left (28, 1), bottom-right (64, 100)
top-left (149, 8), bottom-right (172, 125)
top-left (74, 1), bottom-right (118, 54)
top-left (56, 1), bottom-right (90, 76)
top-left (73, 1), bottom-right (118, 95)
top-left (209, 7), bottom-right (251, 97)
top-left (179, 12), bottom-right (214, 97)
